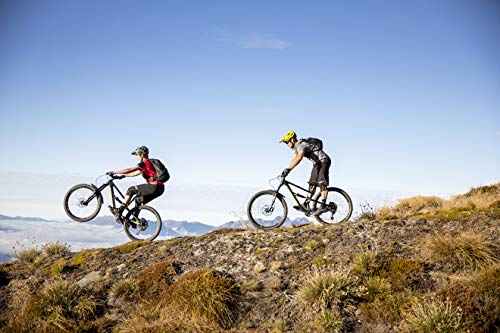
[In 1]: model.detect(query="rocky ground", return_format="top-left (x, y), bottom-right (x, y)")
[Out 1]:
top-left (0, 200), bottom-right (498, 332)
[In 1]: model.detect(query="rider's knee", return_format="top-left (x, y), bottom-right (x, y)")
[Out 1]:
top-left (126, 186), bottom-right (139, 196)
top-left (320, 184), bottom-right (328, 192)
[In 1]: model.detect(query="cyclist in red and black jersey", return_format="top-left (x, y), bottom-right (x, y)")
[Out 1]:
top-left (108, 146), bottom-right (165, 221)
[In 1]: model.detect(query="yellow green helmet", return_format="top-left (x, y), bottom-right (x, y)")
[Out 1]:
top-left (279, 131), bottom-right (297, 143)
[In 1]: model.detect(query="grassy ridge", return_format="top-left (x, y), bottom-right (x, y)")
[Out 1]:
top-left (0, 183), bottom-right (499, 332)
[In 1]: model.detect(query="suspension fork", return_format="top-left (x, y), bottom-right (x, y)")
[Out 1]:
top-left (269, 182), bottom-right (285, 208)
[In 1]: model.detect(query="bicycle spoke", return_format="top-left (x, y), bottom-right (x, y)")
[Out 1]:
top-left (314, 188), bottom-right (352, 224)
top-left (247, 191), bottom-right (287, 229)
top-left (124, 206), bottom-right (162, 241)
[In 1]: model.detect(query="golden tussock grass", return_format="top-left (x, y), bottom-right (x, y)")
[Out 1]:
top-left (375, 182), bottom-right (500, 220)
top-left (399, 298), bottom-right (468, 333)
top-left (420, 232), bottom-right (498, 272)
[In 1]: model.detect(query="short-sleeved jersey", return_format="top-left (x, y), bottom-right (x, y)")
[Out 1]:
top-left (294, 139), bottom-right (330, 164)
top-left (138, 159), bottom-right (164, 186)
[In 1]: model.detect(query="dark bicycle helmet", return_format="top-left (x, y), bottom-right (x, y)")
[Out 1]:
top-left (131, 146), bottom-right (149, 155)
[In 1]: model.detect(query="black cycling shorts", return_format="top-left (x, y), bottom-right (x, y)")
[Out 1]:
top-left (308, 157), bottom-right (331, 188)
top-left (126, 184), bottom-right (165, 205)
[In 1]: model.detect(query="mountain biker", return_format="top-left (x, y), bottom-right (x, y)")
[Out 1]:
top-left (279, 131), bottom-right (331, 215)
top-left (108, 146), bottom-right (165, 222)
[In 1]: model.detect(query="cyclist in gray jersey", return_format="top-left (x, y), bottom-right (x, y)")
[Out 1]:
top-left (279, 131), bottom-right (332, 215)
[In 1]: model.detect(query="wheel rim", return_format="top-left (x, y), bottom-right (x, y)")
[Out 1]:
top-left (315, 191), bottom-right (351, 223)
top-left (67, 187), bottom-right (99, 220)
top-left (125, 208), bottom-right (161, 241)
top-left (250, 193), bottom-right (286, 228)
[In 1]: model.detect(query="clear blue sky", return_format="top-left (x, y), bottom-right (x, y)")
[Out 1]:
top-left (1, 0), bottom-right (499, 198)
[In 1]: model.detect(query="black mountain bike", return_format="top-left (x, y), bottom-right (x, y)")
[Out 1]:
top-left (63, 174), bottom-right (162, 241)
top-left (247, 174), bottom-right (353, 229)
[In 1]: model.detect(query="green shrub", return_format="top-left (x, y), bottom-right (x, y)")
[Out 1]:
top-left (400, 299), bottom-right (468, 333)
top-left (438, 265), bottom-right (500, 333)
top-left (377, 258), bottom-right (427, 292)
top-left (359, 291), bottom-right (413, 328)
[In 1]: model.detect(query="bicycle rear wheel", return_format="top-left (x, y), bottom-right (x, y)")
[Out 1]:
top-left (247, 190), bottom-right (288, 229)
top-left (312, 187), bottom-right (353, 224)
top-left (123, 205), bottom-right (162, 241)
top-left (64, 184), bottom-right (102, 222)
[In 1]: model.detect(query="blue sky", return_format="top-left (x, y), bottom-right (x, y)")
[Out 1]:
top-left (0, 0), bottom-right (499, 222)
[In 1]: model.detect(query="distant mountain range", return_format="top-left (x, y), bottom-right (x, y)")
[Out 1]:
top-left (0, 214), bottom-right (49, 222)
top-left (0, 214), bottom-right (314, 237)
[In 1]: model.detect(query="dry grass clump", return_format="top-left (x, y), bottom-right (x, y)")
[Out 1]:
top-left (421, 232), bottom-right (498, 272)
top-left (296, 271), bottom-right (361, 331)
top-left (161, 268), bottom-right (240, 329)
top-left (241, 279), bottom-right (264, 292)
top-left (355, 203), bottom-right (380, 221)
top-left (399, 298), bottom-right (468, 333)
top-left (272, 319), bottom-right (290, 333)
top-left (3, 279), bottom-right (102, 332)
top-left (42, 241), bottom-right (72, 257)
top-left (447, 183), bottom-right (500, 210)
top-left (118, 268), bottom-right (240, 331)
top-left (376, 182), bottom-right (500, 220)
top-left (378, 196), bottom-right (444, 219)
top-left (135, 260), bottom-right (181, 297)
top-left (12, 240), bottom-right (43, 263)
top-left (362, 276), bottom-right (391, 302)
top-left (351, 251), bottom-right (377, 277)
top-left (14, 247), bottom-right (43, 263)
top-left (305, 240), bottom-right (323, 252)
top-left (297, 271), bottom-right (359, 313)
top-left (111, 278), bottom-right (137, 301)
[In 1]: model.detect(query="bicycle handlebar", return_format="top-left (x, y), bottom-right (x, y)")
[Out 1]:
top-left (106, 172), bottom-right (126, 180)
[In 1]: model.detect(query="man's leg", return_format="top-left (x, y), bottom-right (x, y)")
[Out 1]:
top-left (110, 186), bottom-right (140, 220)
top-left (314, 159), bottom-right (331, 215)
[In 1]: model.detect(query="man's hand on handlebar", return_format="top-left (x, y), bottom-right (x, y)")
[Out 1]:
top-left (106, 171), bottom-right (125, 179)
top-left (281, 168), bottom-right (291, 178)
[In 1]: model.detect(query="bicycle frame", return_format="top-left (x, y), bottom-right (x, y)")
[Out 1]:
top-left (274, 178), bottom-right (322, 211)
top-left (83, 178), bottom-right (135, 214)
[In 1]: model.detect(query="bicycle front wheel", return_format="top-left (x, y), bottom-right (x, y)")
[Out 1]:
top-left (64, 184), bottom-right (102, 222)
top-left (247, 190), bottom-right (288, 229)
top-left (312, 187), bottom-right (353, 224)
top-left (123, 205), bottom-right (162, 241)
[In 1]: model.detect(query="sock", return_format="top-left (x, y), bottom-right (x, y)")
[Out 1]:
top-left (321, 199), bottom-right (326, 208)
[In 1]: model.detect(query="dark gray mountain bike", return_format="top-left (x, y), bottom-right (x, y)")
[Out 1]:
top-left (247, 174), bottom-right (353, 229)
top-left (63, 174), bottom-right (162, 241)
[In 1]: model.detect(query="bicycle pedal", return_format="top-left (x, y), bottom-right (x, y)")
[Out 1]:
top-left (293, 205), bottom-right (304, 212)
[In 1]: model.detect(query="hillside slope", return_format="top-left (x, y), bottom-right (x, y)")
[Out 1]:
top-left (0, 184), bottom-right (499, 332)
